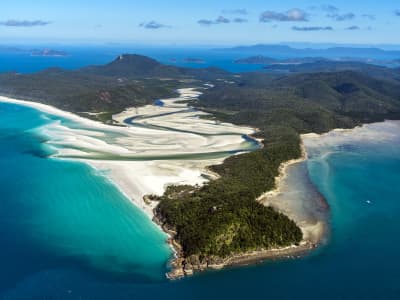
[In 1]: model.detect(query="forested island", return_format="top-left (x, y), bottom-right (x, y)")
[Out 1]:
top-left (1, 54), bottom-right (400, 278)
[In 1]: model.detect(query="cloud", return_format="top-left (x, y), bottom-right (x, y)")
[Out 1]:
top-left (308, 5), bottom-right (338, 13)
top-left (198, 16), bottom-right (231, 26)
top-left (233, 18), bottom-right (248, 23)
top-left (292, 26), bottom-right (333, 31)
top-left (260, 9), bottom-right (308, 22)
top-left (0, 20), bottom-right (51, 27)
top-left (321, 5), bottom-right (339, 13)
top-left (139, 21), bottom-right (169, 29)
top-left (197, 19), bottom-right (214, 26)
top-left (222, 9), bottom-right (248, 15)
top-left (216, 16), bottom-right (230, 23)
top-left (345, 25), bottom-right (360, 30)
top-left (362, 14), bottom-right (375, 20)
top-left (309, 6), bottom-right (357, 21)
top-left (327, 12), bottom-right (355, 21)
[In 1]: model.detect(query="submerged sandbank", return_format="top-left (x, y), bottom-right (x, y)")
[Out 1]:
top-left (302, 121), bottom-right (400, 155)
top-left (0, 88), bottom-right (259, 220)
top-left (258, 120), bottom-right (400, 247)
top-left (257, 141), bottom-right (329, 247)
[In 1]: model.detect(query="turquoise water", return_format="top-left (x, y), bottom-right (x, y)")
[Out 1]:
top-left (2, 101), bottom-right (400, 299)
top-left (0, 103), bottom-right (172, 296)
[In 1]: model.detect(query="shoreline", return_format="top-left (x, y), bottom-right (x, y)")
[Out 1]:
top-left (0, 90), bottom-right (258, 222)
top-left (301, 120), bottom-right (400, 152)
top-left (162, 220), bottom-right (317, 279)
top-left (257, 141), bottom-right (308, 201)
top-left (0, 90), bottom-right (266, 277)
top-left (163, 136), bottom-right (328, 280)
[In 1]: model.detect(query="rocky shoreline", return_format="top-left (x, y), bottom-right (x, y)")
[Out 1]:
top-left (151, 137), bottom-right (329, 280)
top-left (153, 205), bottom-right (317, 280)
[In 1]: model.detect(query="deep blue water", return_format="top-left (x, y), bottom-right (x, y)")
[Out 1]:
top-left (0, 45), bottom-right (262, 73)
top-left (1, 51), bottom-right (400, 299)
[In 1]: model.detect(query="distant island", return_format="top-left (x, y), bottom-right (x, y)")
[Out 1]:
top-left (30, 49), bottom-right (69, 57)
top-left (217, 44), bottom-right (400, 60)
top-left (235, 55), bottom-right (328, 65)
top-left (1, 53), bottom-right (400, 279)
top-left (184, 58), bottom-right (206, 63)
top-left (235, 55), bottom-right (400, 67)
top-left (0, 46), bottom-right (69, 57)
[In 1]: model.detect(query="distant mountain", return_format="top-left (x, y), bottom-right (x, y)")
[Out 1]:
top-left (82, 54), bottom-right (183, 78)
top-left (83, 54), bottom-right (227, 79)
top-left (217, 44), bottom-right (400, 59)
top-left (0, 54), bottom-right (230, 113)
top-left (235, 55), bottom-right (328, 65)
top-left (263, 60), bottom-right (400, 82)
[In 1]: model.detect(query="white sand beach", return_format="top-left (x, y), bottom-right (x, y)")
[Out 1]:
top-left (0, 88), bottom-right (259, 219)
top-left (257, 141), bottom-right (328, 245)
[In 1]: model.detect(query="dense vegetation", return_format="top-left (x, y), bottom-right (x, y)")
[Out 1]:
top-left (0, 69), bottom-right (179, 116)
top-left (0, 54), bottom-right (229, 120)
top-left (157, 67), bottom-right (400, 259)
top-left (263, 60), bottom-right (400, 82)
top-left (2, 54), bottom-right (400, 261)
top-left (155, 128), bottom-right (303, 257)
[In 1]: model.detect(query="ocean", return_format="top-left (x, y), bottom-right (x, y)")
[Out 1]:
top-left (0, 45), bottom-right (263, 73)
top-left (0, 48), bottom-right (400, 299)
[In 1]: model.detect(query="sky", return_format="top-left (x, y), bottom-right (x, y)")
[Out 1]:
top-left (1, 0), bottom-right (399, 46)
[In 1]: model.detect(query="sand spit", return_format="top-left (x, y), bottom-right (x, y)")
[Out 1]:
top-left (0, 88), bottom-right (259, 220)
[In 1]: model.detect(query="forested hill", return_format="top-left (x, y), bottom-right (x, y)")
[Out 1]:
top-left (83, 54), bottom-right (229, 79)
top-left (197, 70), bottom-right (400, 133)
top-left (0, 54), bottom-right (228, 115)
top-left (263, 60), bottom-right (400, 82)
top-left (216, 44), bottom-right (400, 59)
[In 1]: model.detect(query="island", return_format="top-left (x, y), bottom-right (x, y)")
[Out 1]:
top-left (0, 46), bottom-right (69, 57)
top-left (184, 58), bottom-right (206, 64)
top-left (30, 49), bottom-right (69, 57)
top-left (234, 55), bottom-right (328, 65)
top-left (1, 54), bottom-right (400, 279)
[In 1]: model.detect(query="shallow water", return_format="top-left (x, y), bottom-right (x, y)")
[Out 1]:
top-left (0, 103), bottom-right (172, 294)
